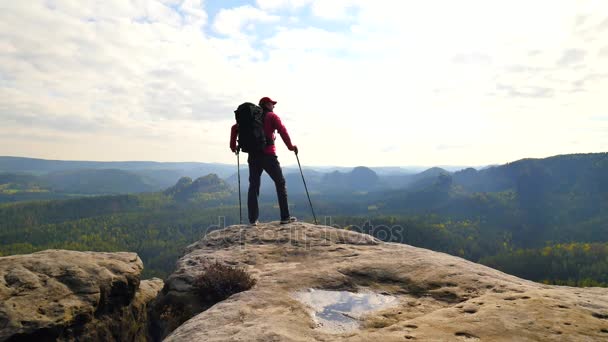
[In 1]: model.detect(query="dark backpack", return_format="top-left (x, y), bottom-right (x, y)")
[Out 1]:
top-left (234, 102), bottom-right (273, 153)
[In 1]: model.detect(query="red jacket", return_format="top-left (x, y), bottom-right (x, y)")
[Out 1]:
top-left (230, 111), bottom-right (295, 155)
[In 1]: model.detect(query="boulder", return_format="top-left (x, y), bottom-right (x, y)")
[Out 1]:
top-left (157, 222), bottom-right (608, 341)
top-left (0, 250), bottom-right (163, 341)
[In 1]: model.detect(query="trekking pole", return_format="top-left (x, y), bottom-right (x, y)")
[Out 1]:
top-left (236, 148), bottom-right (242, 224)
top-left (295, 150), bottom-right (317, 225)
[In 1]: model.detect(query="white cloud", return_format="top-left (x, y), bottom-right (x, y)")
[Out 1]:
top-left (0, 1), bottom-right (245, 157)
top-left (263, 27), bottom-right (350, 51)
top-left (1, 0), bottom-right (608, 166)
top-left (212, 5), bottom-right (279, 37)
top-left (255, 0), bottom-right (312, 11)
top-left (180, 0), bottom-right (208, 26)
top-left (601, 17), bottom-right (608, 30)
top-left (309, 0), bottom-right (357, 20)
top-left (558, 49), bottom-right (587, 66)
top-left (256, 0), bottom-right (356, 20)
top-left (158, 0), bottom-right (182, 6)
top-left (144, 1), bottom-right (180, 26)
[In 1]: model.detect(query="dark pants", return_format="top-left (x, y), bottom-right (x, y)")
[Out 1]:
top-left (247, 153), bottom-right (290, 223)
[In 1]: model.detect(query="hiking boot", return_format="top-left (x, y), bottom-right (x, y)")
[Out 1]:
top-left (249, 221), bottom-right (259, 227)
top-left (280, 217), bottom-right (297, 224)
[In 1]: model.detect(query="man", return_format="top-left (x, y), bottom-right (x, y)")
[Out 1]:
top-left (230, 96), bottom-right (298, 225)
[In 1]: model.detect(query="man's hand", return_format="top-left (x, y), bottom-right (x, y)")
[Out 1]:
top-left (231, 147), bottom-right (239, 154)
top-left (290, 145), bottom-right (298, 155)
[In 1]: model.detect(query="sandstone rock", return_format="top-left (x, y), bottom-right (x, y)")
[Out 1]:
top-left (160, 222), bottom-right (608, 341)
top-left (0, 250), bottom-right (163, 341)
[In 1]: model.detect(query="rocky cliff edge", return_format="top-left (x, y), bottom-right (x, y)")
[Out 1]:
top-left (158, 222), bottom-right (608, 342)
top-left (0, 250), bottom-right (162, 341)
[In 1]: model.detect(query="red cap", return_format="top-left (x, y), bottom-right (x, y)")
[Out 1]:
top-left (259, 97), bottom-right (277, 106)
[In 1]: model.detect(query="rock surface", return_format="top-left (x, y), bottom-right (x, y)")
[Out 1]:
top-left (0, 249), bottom-right (163, 341)
top-left (161, 222), bottom-right (608, 342)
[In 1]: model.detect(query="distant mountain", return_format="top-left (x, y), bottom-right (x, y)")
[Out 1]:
top-left (228, 166), bottom-right (382, 200)
top-left (226, 166), bottom-right (445, 195)
top-left (378, 152), bottom-right (608, 208)
top-left (373, 152), bottom-right (608, 248)
top-left (319, 166), bottom-right (380, 192)
top-left (415, 167), bottom-right (450, 179)
top-left (406, 167), bottom-right (451, 190)
top-left (0, 173), bottom-right (53, 202)
top-left (43, 169), bottom-right (160, 194)
top-left (0, 156), bottom-right (236, 178)
top-left (383, 153), bottom-right (608, 207)
top-left (0, 173), bottom-right (46, 189)
top-left (452, 153), bottom-right (608, 194)
top-left (379, 167), bottom-right (449, 190)
top-left (379, 172), bottom-right (455, 213)
top-left (131, 169), bottom-right (184, 189)
top-left (351, 166), bottom-right (380, 187)
top-left (369, 167), bottom-right (420, 175)
top-left (164, 174), bottom-right (232, 201)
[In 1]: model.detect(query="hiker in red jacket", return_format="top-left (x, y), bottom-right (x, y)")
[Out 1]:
top-left (230, 97), bottom-right (298, 225)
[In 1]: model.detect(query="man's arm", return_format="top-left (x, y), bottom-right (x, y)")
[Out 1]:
top-left (230, 124), bottom-right (238, 152)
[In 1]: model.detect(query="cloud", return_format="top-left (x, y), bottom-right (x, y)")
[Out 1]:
top-left (2, 111), bottom-right (105, 133)
top-left (179, 0), bottom-right (208, 26)
top-left (504, 65), bottom-right (549, 74)
top-left (575, 15), bottom-right (588, 27)
top-left (2, 0), bottom-right (608, 166)
top-left (572, 73), bottom-right (608, 88)
top-left (212, 5), bottom-right (280, 37)
top-left (309, 0), bottom-right (358, 20)
top-left (263, 27), bottom-right (350, 51)
top-left (256, 0), bottom-right (312, 11)
top-left (600, 17), bottom-right (608, 30)
top-left (557, 49), bottom-right (587, 66)
top-left (0, 2), bottom-right (245, 141)
top-left (256, 0), bottom-right (357, 20)
top-left (436, 144), bottom-right (471, 151)
top-left (589, 116), bottom-right (608, 122)
top-left (145, 1), bottom-right (183, 26)
top-left (1, 130), bottom-right (76, 143)
top-left (451, 53), bottom-right (492, 65)
top-left (496, 84), bottom-right (554, 99)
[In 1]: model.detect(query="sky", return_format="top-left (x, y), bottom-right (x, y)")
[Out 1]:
top-left (1, 0), bottom-right (607, 167)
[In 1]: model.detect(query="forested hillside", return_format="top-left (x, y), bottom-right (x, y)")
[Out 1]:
top-left (1, 153), bottom-right (607, 285)
top-left (0, 176), bottom-right (238, 278)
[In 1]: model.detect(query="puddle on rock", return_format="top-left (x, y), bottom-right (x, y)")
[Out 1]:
top-left (293, 288), bottom-right (398, 333)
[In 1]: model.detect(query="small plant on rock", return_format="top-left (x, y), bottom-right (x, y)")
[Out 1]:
top-left (192, 261), bottom-right (256, 304)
